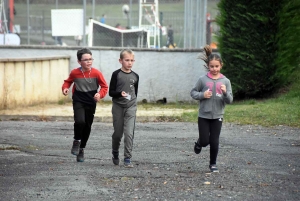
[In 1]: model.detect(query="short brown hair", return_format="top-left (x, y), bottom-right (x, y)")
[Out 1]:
top-left (77, 48), bottom-right (92, 61)
top-left (120, 49), bottom-right (134, 59)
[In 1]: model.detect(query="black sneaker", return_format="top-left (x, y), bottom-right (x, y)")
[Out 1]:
top-left (112, 150), bottom-right (119, 165)
top-left (209, 164), bottom-right (219, 173)
top-left (194, 142), bottom-right (202, 154)
top-left (77, 148), bottom-right (84, 162)
top-left (71, 140), bottom-right (81, 155)
top-left (124, 158), bottom-right (133, 168)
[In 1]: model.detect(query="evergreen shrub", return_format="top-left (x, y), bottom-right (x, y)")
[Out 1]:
top-left (216, 0), bottom-right (282, 99)
top-left (275, 0), bottom-right (300, 87)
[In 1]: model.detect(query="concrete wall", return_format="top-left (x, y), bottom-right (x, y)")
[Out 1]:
top-left (0, 46), bottom-right (206, 103)
top-left (0, 55), bottom-right (70, 109)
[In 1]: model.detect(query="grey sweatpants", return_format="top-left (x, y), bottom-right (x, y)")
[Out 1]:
top-left (112, 102), bottom-right (137, 159)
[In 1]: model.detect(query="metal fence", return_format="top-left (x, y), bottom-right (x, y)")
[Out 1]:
top-left (1, 0), bottom-right (219, 48)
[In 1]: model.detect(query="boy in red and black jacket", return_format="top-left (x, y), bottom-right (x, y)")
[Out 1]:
top-left (62, 48), bottom-right (108, 162)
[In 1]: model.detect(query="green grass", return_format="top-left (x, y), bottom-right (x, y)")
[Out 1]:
top-left (224, 98), bottom-right (299, 127)
top-left (138, 68), bottom-right (300, 128)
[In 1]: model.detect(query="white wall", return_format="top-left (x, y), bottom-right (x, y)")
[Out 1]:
top-left (0, 46), bottom-right (207, 103)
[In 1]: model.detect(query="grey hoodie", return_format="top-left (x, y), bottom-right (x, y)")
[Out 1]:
top-left (190, 72), bottom-right (233, 119)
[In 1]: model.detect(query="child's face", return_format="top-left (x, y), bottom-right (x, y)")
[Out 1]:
top-left (208, 59), bottom-right (222, 76)
top-left (119, 53), bottom-right (135, 72)
top-left (78, 53), bottom-right (93, 70)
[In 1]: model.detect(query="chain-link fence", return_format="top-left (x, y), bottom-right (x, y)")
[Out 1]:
top-left (2, 0), bottom-right (219, 48)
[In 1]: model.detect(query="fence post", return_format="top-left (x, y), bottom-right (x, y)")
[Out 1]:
top-left (83, 0), bottom-right (86, 46)
top-left (26, 0), bottom-right (30, 44)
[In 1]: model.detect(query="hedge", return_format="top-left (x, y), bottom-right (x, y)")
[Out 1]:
top-left (216, 0), bottom-right (283, 99)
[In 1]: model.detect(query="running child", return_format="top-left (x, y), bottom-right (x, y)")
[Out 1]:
top-left (109, 49), bottom-right (139, 168)
top-left (190, 45), bottom-right (233, 172)
top-left (62, 48), bottom-right (108, 162)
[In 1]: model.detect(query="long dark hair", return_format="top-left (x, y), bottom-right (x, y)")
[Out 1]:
top-left (198, 45), bottom-right (223, 71)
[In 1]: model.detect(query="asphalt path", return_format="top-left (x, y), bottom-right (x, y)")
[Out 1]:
top-left (0, 120), bottom-right (299, 200)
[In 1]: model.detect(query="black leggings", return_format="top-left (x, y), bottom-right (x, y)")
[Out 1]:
top-left (73, 101), bottom-right (96, 148)
top-left (197, 117), bottom-right (223, 165)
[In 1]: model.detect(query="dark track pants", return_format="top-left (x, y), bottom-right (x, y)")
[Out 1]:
top-left (73, 101), bottom-right (96, 149)
top-left (197, 117), bottom-right (223, 165)
top-left (112, 102), bottom-right (137, 159)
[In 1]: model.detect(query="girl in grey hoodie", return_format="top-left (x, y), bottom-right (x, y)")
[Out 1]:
top-left (190, 45), bottom-right (233, 173)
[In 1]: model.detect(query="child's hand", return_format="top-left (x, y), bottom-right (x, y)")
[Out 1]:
top-left (121, 91), bottom-right (128, 97)
top-left (121, 91), bottom-right (131, 100)
top-left (220, 85), bottom-right (226, 93)
top-left (62, 88), bottom-right (69, 96)
top-left (204, 88), bottom-right (212, 98)
top-left (94, 93), bottom-right (100, 102)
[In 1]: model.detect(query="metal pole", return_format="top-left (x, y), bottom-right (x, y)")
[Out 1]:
top-left (92, 0), bottom-right (95, 19)
top-left (3, 0), bottom-right (9, 33)
top-left (159, 11), bottom-right (163, 47)
top-left (138, 0), bottom-right (141, 28)
top-left (83, 0), bottom-right (86, 46)
top-left (27, 0), bottom-right (30, 44)
top-left (55, 0), bottom-right (58, 45)
top-left (156, 0), bottom-right (160, 48)
top-left (190, 0), bottom-right (193, 48)
top-left (203, 0), bottom-right (207, 47)
top-left (0, 0), bottom-right (8, 45)
top-left (195, 0), bottom-right (200, 48)
top-left (183, 0), bottom-right (187, 48)
top-left (129, 0), bottom-right (132, 28)
top-left (42, 10), bottom-right (44, 43)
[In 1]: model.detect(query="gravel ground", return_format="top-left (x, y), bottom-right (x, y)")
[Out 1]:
top-left (0, 120), bottom-right (299, 201)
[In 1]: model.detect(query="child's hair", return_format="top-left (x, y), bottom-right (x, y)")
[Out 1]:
top-left (120, 49), bottom-right (134, 59)
top-left (198, 45), bottom-right (223, 70)
top-left (77, 48), bottom-right (92, 61)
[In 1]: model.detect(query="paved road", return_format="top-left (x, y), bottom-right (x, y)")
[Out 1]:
top-left (0, 121), bottom-right (299, 200)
